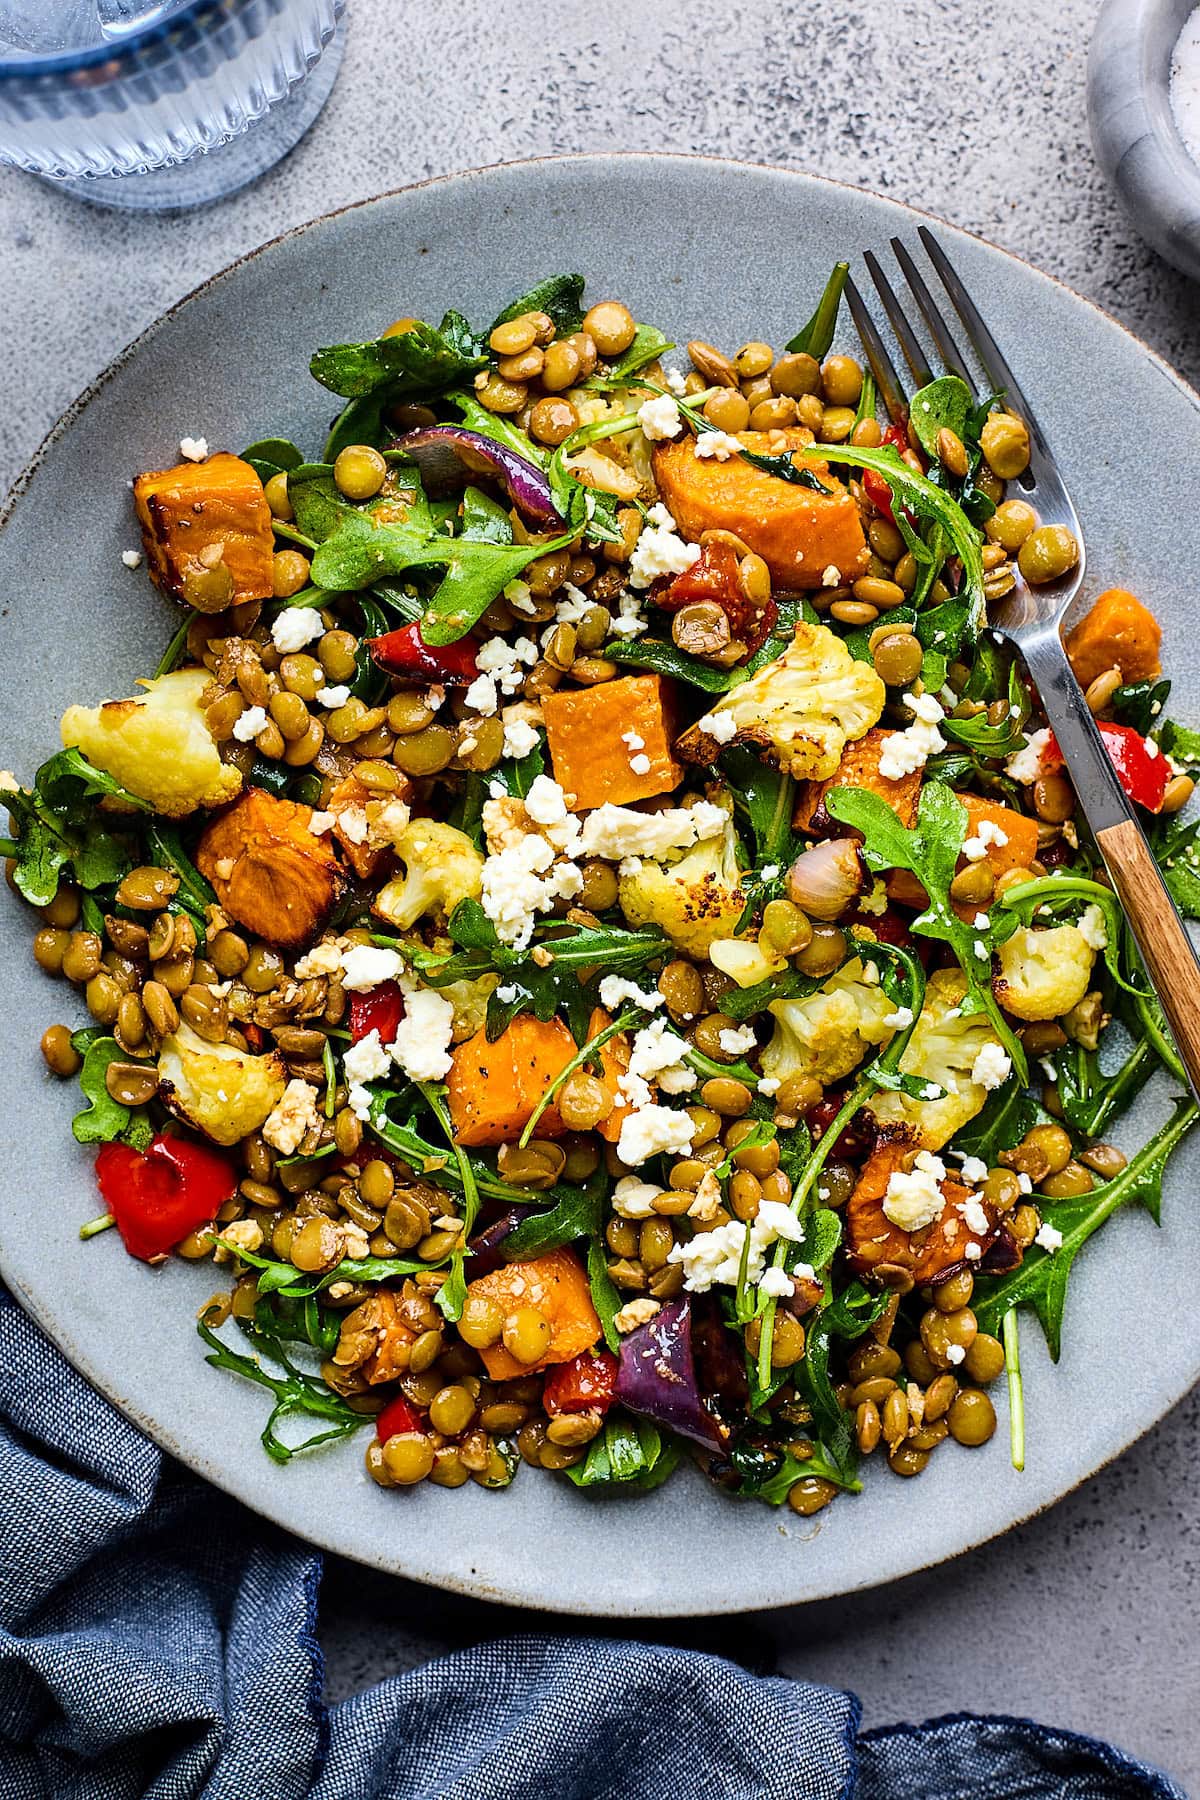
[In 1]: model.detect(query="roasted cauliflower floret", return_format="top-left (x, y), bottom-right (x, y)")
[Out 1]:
top-left (60, 669), bottom-right (241, 818)
top-left (709, 938), bottom-right (787, 987)
top-left (157, 1022), bottom-right (286, 1147)
top-left (617, 801), bottom-right (745, 958)
top-left (675, 621), bottom-right (885, 780)
top-left (374, 819), bottom-right (484, 930)
top-left (994, 924), bottom-right (1097, 1021)
top-left (760, 956), bottom-right (896, 1087)
top-left (866, 970), bottom-right (1001, 1151)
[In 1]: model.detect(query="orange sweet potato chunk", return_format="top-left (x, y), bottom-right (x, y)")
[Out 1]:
top-left (465, 1248), bottom-right (603, 1380)
top-left (794, 727), bottom-right (922, 835)
top-left (586, 1007), bottom-right (639, 1145)
top-left (885, 795), bottom-right (1039, 918)
top-left (134, 452), bottom-right (275, 612)
top-left (196, 787), bottom-right (342, 948)
top-left (446, 1015), bottom-right (576, 1148)
top-left (653, 429), bottom-right (869, 590)
top-left (845, 1140), bottom-right (999, 1286)
top-left (542, 673), bottom-right (682, 812)
top-left (1065, 588), bottom-right (1162, 689)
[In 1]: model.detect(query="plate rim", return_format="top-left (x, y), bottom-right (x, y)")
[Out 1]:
top-left (3, 150), bottom-right (1198, 1617)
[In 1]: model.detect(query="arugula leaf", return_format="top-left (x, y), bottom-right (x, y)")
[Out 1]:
top-left (486, 742), bottom-right (546, 801)
top-left (229, 1238), bottom-right (429, 1299)
top-left (242, 436), bottom-right (304, 481)
top-left (1112, 679), bottom-right (1171, 737)
top-left (310, 313), bottom-right (486, 400)
top-left (565, 1411), bottom-right (681, 1491)
top-left (610, 598), bottom-right (812, 695)
top-left (721, 744), bottom-right (796, 866)
top-left (1149, 812), bottom-right (1200, 918)
top-left (973, 1099), bottom-right (1198, 1358)
top-left (249, 1290), bottom-right (341, 1359)
top-left (198, 1310), bottom-right (366, 1464)
top-left (736, 1442), bottom-right (862, 1503)
top-left (906, 374), bottom-right (974, 460)
top-left (587, 1234), bottom-right (623, 1352)
top-left (953, 1076), bottom-right (1038, 1164)
top-left (826, 781), bottom-right (1027, 1080)
top-left (503, 1176), bottom-right (605, 1258)
top-left (491, 275), bottom-right (585, 338)
top-left (6, 747), bottom-right (152, 904)
top-left (786, 262), bottom-right (849, 359)
top-left (1158, 715), bottom-right (1200, 765)
top-left (941, 655), bottom-right (1031, 758)
top-left (70, 1032), bottom-right (154, 1148)
top-left (448, 390), bottom-right (549, 467)
top-left (414, 1080), bottom-right (480, 1323)
top-left (1051, 1035), bottom-right (1157, 1140)
top-left (588, 324), bottom-right (674, 389)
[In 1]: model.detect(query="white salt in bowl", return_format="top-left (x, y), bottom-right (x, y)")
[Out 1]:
top-left (1089, 0), bottom-right (1200, 282)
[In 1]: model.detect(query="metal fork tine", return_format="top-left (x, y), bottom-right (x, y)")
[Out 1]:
top-left (889, 238), bottom-right (976, 391)
top-left (844, 273), bottom-right (908, 426)
top-left (917, 225), bottom-right (1050, 457)
top-left (863, 249), bottom-right (934, 388)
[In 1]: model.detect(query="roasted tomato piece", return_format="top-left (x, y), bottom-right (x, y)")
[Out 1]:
top-left (655, 537), bottom-right (778, 654)
top-left (542, 1347), bottom-right (619, 1416)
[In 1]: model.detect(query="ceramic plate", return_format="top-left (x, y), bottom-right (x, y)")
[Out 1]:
top-left (1, 155), bottom-right (1197, 1617)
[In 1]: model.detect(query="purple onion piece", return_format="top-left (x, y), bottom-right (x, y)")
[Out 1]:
top-left (615, 1297), bottom-right (727, 1452)
top-left (466, 1210), bottom-right (523, 1279)
top-left (389, 425), bottom-right (565, 528)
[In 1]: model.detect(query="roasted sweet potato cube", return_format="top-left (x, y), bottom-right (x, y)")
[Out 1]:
top-left (324, 771), bottom-right (413, 882)
top-left (794, 726), bottom-right (922, 835)
top-left (884, 795), bottom-right (1039, 918)
top-left (446, 1015), bottom-right (577, 1147)
top-left (653, 429), bottom-right (869, 590)
top-left (463, 1248), bottom-right (602, 1380)
top-left (197, 787), bottom-right (342, 948)
top-left (541, 673), bottom-right (682, 811)
top-left (845, 1139), bottom-right (1000, 1286)
top-left (134, 452), bottom-right (275, 612)
top-left (1065, 588), bottom-right (1162, 689)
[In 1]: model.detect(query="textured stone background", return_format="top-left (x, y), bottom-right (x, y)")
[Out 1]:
top-left (2, 0), bottom-right (1198, 1783)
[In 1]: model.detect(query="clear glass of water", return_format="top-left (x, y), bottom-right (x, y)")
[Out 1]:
top-left (0, 0), bottom-right (346, 210)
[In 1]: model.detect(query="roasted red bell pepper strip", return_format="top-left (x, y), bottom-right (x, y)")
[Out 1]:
top-left (94, 1135), bottom-right (238, 1263)
top-left (349, 979), bottom-right (406, 1045)
top-left (862, 422), bottom-right (911, 524)
top-left (656, 537), bottom-right (777, 654)
top-left (375, 1393), bottom-right (423, 1442)
top-left (1046, 723), bottom-right (1169, 814)
top-left (543, 1348), bottom-right (619, 1417)
top-left (368, 622), bottom-right (478, 684)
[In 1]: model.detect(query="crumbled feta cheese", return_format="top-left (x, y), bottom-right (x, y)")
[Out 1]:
top-left (629, 753), bottom-right (652, 775)
top-left (480, 832), bottom-right (581, 949)
top-left (718, 1025), bottom-right (757, 1057)
top-left (315, 685), bottom-right (351, 709)
top-left (612, 1177), bottom-right (664, 1219)
top-left (628, 503), bottom-right (701, 590)
top-left (688, 1169), bottom-right (723, 1221)
top-left (1017, 1172), bottom-right (1033, 1194)
top-left (971, 1041), bottom-right (1012, 1090)
top-left (973, 941), bottom-right (990, 961)
top-left (1035, 1221), bottom-right (1064, 1253)
top-left (337, 807), bottom-right (369, 846)
top-left (343, 1028), bottom-right (392, 1120)
top-left (694, 429), bottom-right (743, 461)
top-left (664, 367), bottom-right (688, 396)
top-left (231, 706), bottom-right (267, 743)
top-left (613, 1297), bottom-right (661, 1333)
top-left (307, 811), bottom-right (335, 836)
top-left (757, 1076), bottom-right (781, 1096)
top-left (271, 607), bottom-right (325, 653)
top-left (622, 731), bottom-right (646, 751)
top-left (761, 864), bottom-right (780, 881)
top-left (973, 912), bottom-right (989, 930)
top-left (262, 1079), bottom-right (321, 1156)
top-left (580, 799), bottom-right (727, 862)
top-left (525, 774), bottom-right (570, 826)
top-left (1005, 725), bottom-right (1054, 785)
top-left (495, 984), bottom-right (519, 1003)
top-left (758, 1266), bottom-right (795, 1299)
top-left (179, 435), bottom-right (208, 462)
top-left (959, 1192), bottom-right (991, 1236)
top-left (464, 672), bottom-right (499, 716)
top-left (696, 710), bottom-right (738, 745)
top-left (821, 564), bottom-right (840, 587)
top-left (1078, 903), bottom-right (1109, 951)
top-left (666, 1201), bottom-right (809, 1292)
top-left (502, 715), bottom-right (540, 760)
top-left (617, 1104), bottom-right (696, 1166)
top-left (921, 1081), bottom-right (944, 1100)
top-left (627, 1017), bottom-right (697, 1093)
top-left (121, 549), bottom-right (142, 569)
top-left (637, 393), bottom-right (683, 441)
top-left (293, 941), bottom-right (343, 979)
top-left (945, 1343), bottom-right (967, 1366)
top-left (962, 835), bottom-right (988, 862)
top-left (339, 945), bottom-right (404, 992)
top-left (965, 1242), bottom-right (983, 1261)
top-left (877, 691), bottom-right (946, 780)
top-left (1144, 736), bottom-right (1160, 759)
top-left (882, 1005), bottom-right (914, 1031)
top-left (882, 1150), bottom-right (947, 1232)
top-left (387, 986), bottom-right (454, 1082)
top-left (978, 818), bottom-right (1008, 849)
top-left (957, 1154), bottom-right (989, 1185)
top-left (598, 974), bottom-right (665, 1011)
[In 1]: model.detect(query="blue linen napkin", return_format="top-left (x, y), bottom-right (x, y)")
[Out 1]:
top-left (0, 1288), bottom-right (1184, 1800)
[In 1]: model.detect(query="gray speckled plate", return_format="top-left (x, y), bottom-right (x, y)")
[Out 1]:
top-left (1, 154), bottom-right (1198, 1618)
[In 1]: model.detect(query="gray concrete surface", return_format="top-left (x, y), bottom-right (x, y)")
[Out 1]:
top-left (2, 0), bottom-right (1198, 1785)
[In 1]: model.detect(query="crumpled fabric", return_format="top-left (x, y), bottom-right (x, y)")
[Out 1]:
top-left (0, 1290), bottom-right (1184, 1800)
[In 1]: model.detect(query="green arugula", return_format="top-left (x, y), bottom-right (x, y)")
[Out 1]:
top-left (1149, 812), bottom-right (1200, 920)
top-left (414, 1080), bottom-right (480, 1323)
top-left (953, 1076), bottom-right (1038, 1164)
top-left (225, 1237), bottom-right (430, 1299)
top-left (587, 1233), bottom-right (623, 1352)
top-left (565, 1412), bottom-right (681, 1491)
top-left (4, 749), bottom-right (150, 907)
top-left (973, 1099), bottom-right (1198, 1358)
top-left (490, 275), bottom-right (585, 337)
top-left (1051, 1036), bottom-right (1158, 1141)
top-left (310, 311), bottom-right (486, 400)
top-left (242, 436), bottom-right (304, 482)
top-left (448, 391), bottom-right (550, 467)
top-left (721, 743), bottom-right (796, 866)
top-left (826, 781), bottom-right (1027, 1080)
top-left (502, 1176), bottom-right (606, 1259)
top-left (736, 1440), bottom-right (863, 1503)
top-left (1112, 678), bottom-right (1171, 737)
top-left (69, 1031), bottom-right (154, 1149)
top-left (198, 1309), bottom-right (366, 1464)
top-left (786, 262), bottom-right (849, 359)
top-left (791, 1280), bottom-right (890, 1488)
top-left (610, 598), bottom-right (812, 694)
top-left (588, 324), bottom-right (674, 389)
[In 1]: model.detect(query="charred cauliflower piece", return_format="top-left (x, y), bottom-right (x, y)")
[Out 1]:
top-left (617, 799), bottom-right (745, 958)
top-left (760, 956), bottom-right (896, 1087)
top-left (158, 1022), bottom-right (287, 1146)
top-left (994, 924), bottom-right (1097, 1021)
top-left (374, 819), bottom-right (485, 930)
top-left (675, 621), bottom-right (884, 779)
top-left (197, 787), bottom-right (343, 949)
top-left (865, 969), bottom-right (1000, 1151)
top-left (60, 669), bottom-right (241, 818)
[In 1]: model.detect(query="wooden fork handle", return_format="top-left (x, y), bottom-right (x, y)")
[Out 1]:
top-left (1096, 818), bottom-right (1200, 1100)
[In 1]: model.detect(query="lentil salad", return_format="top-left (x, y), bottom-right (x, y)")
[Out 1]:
top-left (6, 268), bottom-right (1200, 1514)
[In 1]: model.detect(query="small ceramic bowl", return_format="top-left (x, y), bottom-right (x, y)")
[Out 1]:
top-left (1089, 0), bottom-right (1200, 282)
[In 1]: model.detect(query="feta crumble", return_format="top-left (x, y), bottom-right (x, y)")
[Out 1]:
top-left (666, 1200), bottom-right (810, 1292)
top-left (343, 1029), bottom-right (392, 1121)
top-left (629, 753), bottom-right (652, 776)
top-left (121, 549), bottom-right (142, 569)
top-left (1078, 902), bottom-right (1109, 951)
top-left (971, 1041), bottom-right (1012, 1090)
top-left (271, 607), bottom-right (325, 653)
top-left (315, 685), bottom-right (351, 709)
top-left (464, 672), bottom-right (499, 716)
top-left (877, 691), bottom-right (946, 781)
top-left (1005, 726), bottom-right (1055, 785)
top-left (637, 393), bottom-right (683, 440)
top-left (598, 974), bottom-right (664, 1011)
top-left (696, 710), bottom-right (738, 745)
top-left (1035, 1221), bottom-right (1064, 1253)
top-left (882, 1150), bottom-right (947, 1232)
top-left (339, 945), bottom-right (404, 992)
top-left (231, 706), bottom-right (267, 743)
top-left (178, 435), bottom-right (208, 462)
top-left (502, 714), bottom-right (540, 759)
top-left (390, 987), bottom-right (455, 1082)
top-left (262, 1079), bottom-right (320, 1156)
top-left (717, 1024), bottom-right (757, 1057)
top-left (611, 1177), bottom-right (664, 1219)
top-left (617, 1104), bottom-right (696, 1167)
top-left (580, 799), bottom-right (726, 862)
top-left (957, 1154), bottom-right (989, 1185)
top-left (307, 811), bottom-right (335, 836)
top-left (694, 429), bottom-right (743, 461)
top-left (628, 502), bottom-right (701, 590)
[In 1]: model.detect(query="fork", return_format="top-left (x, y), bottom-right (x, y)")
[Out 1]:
top-left (848, 228), bottom-right (1200, 1102)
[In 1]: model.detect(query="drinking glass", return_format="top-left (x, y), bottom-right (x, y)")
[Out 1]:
top-left (0, 0), bottom-right (346, 210)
